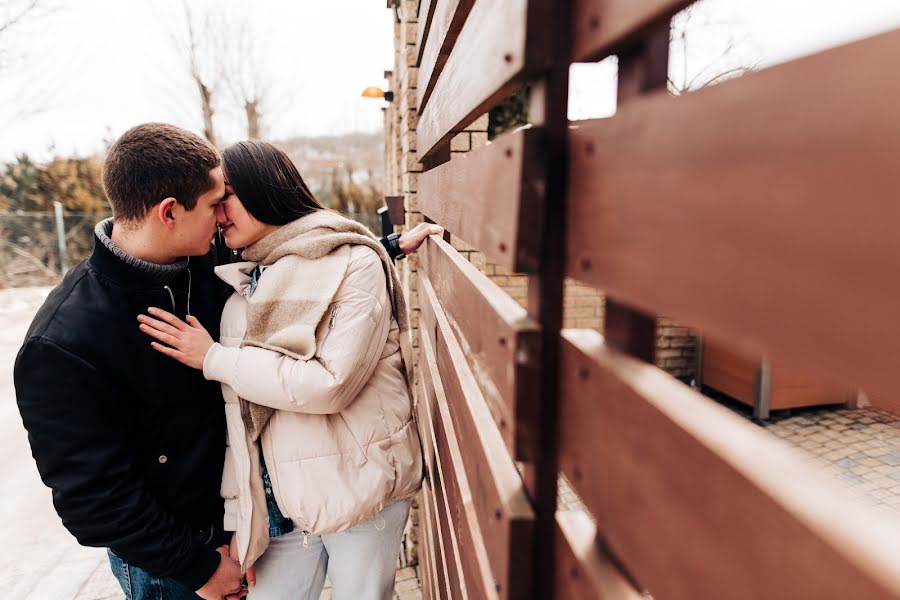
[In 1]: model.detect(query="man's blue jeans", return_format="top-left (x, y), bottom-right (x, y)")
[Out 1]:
top-left (107, 550), bottom-right (201, 600)
top-left (106, 526), bottom-right (231, 600)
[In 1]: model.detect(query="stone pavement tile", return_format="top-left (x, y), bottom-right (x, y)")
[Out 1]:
top-left (759, 408), bottom-right (900, 516)
top-left (396, 577), bottom-right (422, 593)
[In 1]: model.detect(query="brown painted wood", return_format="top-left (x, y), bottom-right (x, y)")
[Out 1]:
top-left (426, 386), bottom-right (466, 598)
top-left (420, 530), bottom-right (433, 600)
top-left (555, 511), bottom-right (644, 600)
top-left (526, 2), bottom-right (573, 596)
top-left (420, 310), bottom-right (496, 599)
top-left (418, 491), bottom-right (435, 600)
top-left (572, 0), bottom-right (693, 62)
top-left (417, 0), bottom-right (474, 115)
top-left (559, 328), bottom-right (900, 599)
top-left (384, 195), bottom-right (405, 226)
top-left (603, 300), bottom-right (656, 362)
top-left (598, 24), bottom-right (669, 364)
top-left (419, 273), bottom-right (535, 599)
top-left (702, 340), bottom-right (850, 410)
top-left (417, 376), bottom-right (454, 598)
top-left (420, 480), bottom-right (449, 600)
top-left (416, 0), bottom-right (551, 159)
top-left (567, 29), bottom-right (900, 407)
top-left (419, 127), bottom-right (545, 272)
top-left (419, 362), bottom-right (468, 599)
top-left (416, 0), bottom-right (438, 66)
top-left (415, 374), bottom-right (438, 574)
top-left (420, 235), bottom-right (540, 460)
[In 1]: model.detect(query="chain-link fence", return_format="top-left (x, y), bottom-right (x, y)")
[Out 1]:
top-left (0, 210), bottom-right (108, 288)
top-left (0, 209), bottom-right (384, 289)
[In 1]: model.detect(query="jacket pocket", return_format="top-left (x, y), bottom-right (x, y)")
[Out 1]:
top-left (337, 412), bottom-right (368, 467)
top-left (318, 304), bottom-right (340, 355)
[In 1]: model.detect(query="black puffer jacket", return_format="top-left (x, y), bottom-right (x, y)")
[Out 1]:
top-left (14, 233), bottom-right (230, 590)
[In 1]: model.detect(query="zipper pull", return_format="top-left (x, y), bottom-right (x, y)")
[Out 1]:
top-left (302, 531), bottom-right (310, 548)
top-left (328, 307), bottom-right (338, 329)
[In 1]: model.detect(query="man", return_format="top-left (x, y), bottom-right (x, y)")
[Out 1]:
top-left (14, 123), bottom-right (438, 600)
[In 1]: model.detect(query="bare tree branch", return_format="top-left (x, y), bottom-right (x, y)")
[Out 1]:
top-left (668, 0), bottom-right (759, 95)
top-left (0, 0), bottom-right (41, 39)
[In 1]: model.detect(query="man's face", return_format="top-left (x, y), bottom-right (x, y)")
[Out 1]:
top-left (173, 166), bottom-right (226, 256)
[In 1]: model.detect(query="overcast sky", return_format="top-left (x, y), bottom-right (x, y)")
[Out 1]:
top-left (0, 0), bottom-right (395, 161)
top-left (2, 0), bottom-right (900, 162)
top-left (570, 0), bottom-right (900, 120)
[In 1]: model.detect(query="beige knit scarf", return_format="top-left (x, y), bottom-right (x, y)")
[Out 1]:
top-left (238, 209), bottom-right (411, 439)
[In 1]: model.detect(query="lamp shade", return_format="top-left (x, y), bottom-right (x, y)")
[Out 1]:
top-left (361, 86), bottom-right (386, 99)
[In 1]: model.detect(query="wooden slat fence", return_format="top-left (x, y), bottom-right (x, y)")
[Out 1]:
top-left (409, 0), bottom-right (900, 597)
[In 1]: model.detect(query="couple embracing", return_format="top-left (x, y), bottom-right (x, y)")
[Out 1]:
top-left (15, 123), bottom-right (436, 599)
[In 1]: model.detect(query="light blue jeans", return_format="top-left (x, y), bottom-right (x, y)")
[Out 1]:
top-left (248, 499), bottom-right (411, 600)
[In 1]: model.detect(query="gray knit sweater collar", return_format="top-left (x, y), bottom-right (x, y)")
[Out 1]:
top-left (94, 218), bottom-right (188, 283)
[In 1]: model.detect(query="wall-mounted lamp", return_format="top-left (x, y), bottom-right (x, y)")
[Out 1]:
top-left (361, 86), bottom-right (394, 102)
top-left (389, 0), bottom-right (402, 23)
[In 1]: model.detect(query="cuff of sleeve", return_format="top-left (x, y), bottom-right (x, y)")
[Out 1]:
top-left (223, 501), bottom-right (239, 532)
top-left (172, 545), bottom-right (222, 592)
top-left (203, 343), bottom-right (240, 386)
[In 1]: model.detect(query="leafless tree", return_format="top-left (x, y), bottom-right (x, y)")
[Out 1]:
top-left (668, 1), bottom-right (760, 96)
top-left (0, 0), bottom-right (41, 39)
top-left (153, 1), bottom-right (288, 144)
top-left (150, 0), bottom-right (221, 145)
top-left (178, 0), bottom-right (219, 146)
top-left (216, 12), bottom-right (271, 141)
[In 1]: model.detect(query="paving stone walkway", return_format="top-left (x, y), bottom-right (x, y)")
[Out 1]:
top-left (762, 406), bottom-right (900, 516)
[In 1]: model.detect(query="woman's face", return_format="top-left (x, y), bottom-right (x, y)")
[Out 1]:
top-left (216, 180), bottom-right (277, 249)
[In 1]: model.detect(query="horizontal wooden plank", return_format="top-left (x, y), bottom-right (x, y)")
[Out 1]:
top-left (384, 195), bottom-right (405, 226)
top-left (417, 396), bottom-right (452, 599)
top-left (559, 328), bottom-right (900, 600)
top-left (566, 29), bottom-right (900, 407)
top-left (419, 127), bottom-right (545, 272)
top-left (419, 273), bottom-right (535, 599)
top-left (417, 358), bottom-right (468, 598)
top-left (572, 0), bottom-right (693, 62)
top-left (419, 317), bottom-right (495, 599)
top-left (420, 235), bottom-right (540, 459)
top-left (417, 0), bottom-right (551, 159)
top-left (416, 0), bottom-right (474, 115)
top-left (419, 529), bottom-right (433, 600)
top-left (769, 386), bottom-right (850, 410)
top-left (420, 480), bottom-right (449, 600)
top-left (555, 511), bottom-right (645, 600)
top-left (415, 0), bottom-right (438, 67)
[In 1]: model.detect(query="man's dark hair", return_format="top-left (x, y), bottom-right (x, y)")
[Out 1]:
top-left (102, 123), bottom-right (221, 222)
top-left (222, 141), bottom-right (323, 225)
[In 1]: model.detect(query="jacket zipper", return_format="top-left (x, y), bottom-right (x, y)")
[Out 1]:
top-left (318, 305), bottom-right (340, 355)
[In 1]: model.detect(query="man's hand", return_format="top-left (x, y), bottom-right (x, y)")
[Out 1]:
top-left (196, 546), bottom-right (246, 600)
top-left (398, 223), bottom-right (444, 255)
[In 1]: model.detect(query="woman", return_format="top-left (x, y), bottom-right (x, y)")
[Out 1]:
top-left (138, 141), bottom-right (423, 599)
